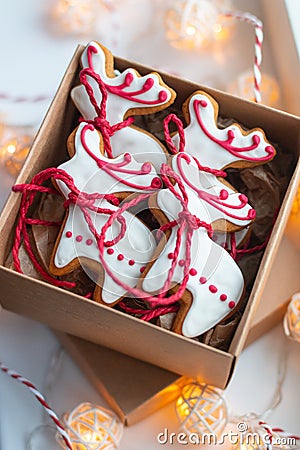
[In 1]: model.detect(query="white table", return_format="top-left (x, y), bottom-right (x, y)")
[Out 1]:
top-left (0, 0), bottom-right (299, 448)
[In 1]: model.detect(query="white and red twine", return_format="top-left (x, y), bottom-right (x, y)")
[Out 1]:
top-left (0, 362), bottom-right (73, 449)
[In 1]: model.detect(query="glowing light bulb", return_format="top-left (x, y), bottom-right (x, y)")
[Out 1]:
top-left (0, 131), bottom-right (32, 177)
top-left (284, 293), bottom-right (300, 343)
top-left (176, 382), bottom-right (227, 437)
top-left (186, 25), bottom-right (196, 36)
top-left (214, 23), bottom-right (222, 33)
top-left (165, 0), bottom-right (233, 50)
top-left (227, 70), bottom-right (280, 107)
top-left (58, 402), bottom-right (123, 450)
top-left (7, 144), bottom-right (16, 154)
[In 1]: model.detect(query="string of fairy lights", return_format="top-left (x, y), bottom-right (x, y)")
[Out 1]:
top-left (0, 1), bottom-right (299, 449)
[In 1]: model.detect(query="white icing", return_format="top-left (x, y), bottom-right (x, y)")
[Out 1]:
top-left (172, 92), bottom-right (274, 169)
top-left (142, 186), bottom-right (244, 338)
top-left (71, 41), bottom-right (172, 171)
top-left (171, 154), bottom-right (254, 228)
top-left (53, 122), bottom-right (158, 304)
top-left (212, 227), bottom-right (249, 249)
top-left (141, 152), bottom-right (250, 337)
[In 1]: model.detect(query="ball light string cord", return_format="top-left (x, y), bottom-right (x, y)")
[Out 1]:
top-left (229, 337), bottom-right (290, 427)
top-left (26, 345), bottom-right (66, 449)
top-left (0, 354), bottom-right (73, 450)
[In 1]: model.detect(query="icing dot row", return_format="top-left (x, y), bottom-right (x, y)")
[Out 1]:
top-left (198, 274), bottom-right (235, 309)
top-left (66, 231), bottom-right (94, 246)
top-left (106, 249), bottom-right (137, 267)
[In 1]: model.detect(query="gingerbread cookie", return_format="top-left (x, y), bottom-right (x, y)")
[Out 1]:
top-left (141, 152), bottom-right (250, 338)
top-left (172, 90), bottom-right (276, 252)
top-left (141, 92), bottom-right (276, 337)
top-left (172, 91), bottom-right (276, 169)
top-left (49, 122), bottom-right (162, 305)
top-left (71, 41), bottom-right (176, 171)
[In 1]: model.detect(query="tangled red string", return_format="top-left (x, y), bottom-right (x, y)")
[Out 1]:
top-left (163, 113), bottom-right (227, 178)
top-left (229, 208), bottom-right (278, 261)
top-left (118, 301), bottom-right (179, 321)
top-left (79, 67), bottom-right (134, 158)
top-left (91, 163), bottom-right (213, 308)
top-left (12, 167), bottom-right (121, 290)
top-left (12, 162), bottom-right (213, 310)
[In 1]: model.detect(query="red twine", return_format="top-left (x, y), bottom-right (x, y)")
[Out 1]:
top-left (12, 167), bottom-right (121, 290)
top-left (0, 362), bottom-right (73, 449)
top-left (93, 164), bottom-right (213, 308)
top-left (163, 112), bottom-right (227, 178)
top-left (11, 162), bottom-right (213, 310)
top-left (79, 67), bottom-right (134, 158)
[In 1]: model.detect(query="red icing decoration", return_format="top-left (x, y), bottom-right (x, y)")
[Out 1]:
top-left (220, 189), bottom-right (229, 200)
top-left (141, 162), bottom-right (151, 173)
top-left (200, 277), bottom-right (207, 284)
top-left (107, 248), bottom-right (114, 255)
top-left (117, 254), bottom-right (124, 261)
top-left (179, 259), bottom-right (185, 267)
top-left (220, 294), bottom-right (227, 301)
top-left (176, 153), bottom-right (255, 221)
top-left (81, 125), bottom-right (160, 191)
top-left (66, 231), bottom-right (72, 238)
top-left (125, 72), bottom-right (134, 86)
top-left (86, 44), bottom-right (170, 106)
top-left (87, 45), bottom-right (98, 70)
top-left (159, 91), bottom-right (168, 102)
top-left (189, 268), bottom-right (197, 276)
top-left (129, 259), bottom-right (135, 266)
top-left (151, 177), bottom-right (162, 189)
top-left (194, 98), bottom-right (275, 162)
top-left (168, 252), bottom-right (174, 259)
top-left (76, 235), bottom-right (83, 242)
top-left (86, 239), bottom-right (93, 246)
top-left (248, 208), bottom-right (256, 219)
top-left (228, 300), bottom-right (236, 309)
top-left (209, 285), bottom-right (218, 293)
top-left (140, 266), bottom-right (145, 273)
top-left (239, 193), bottom-right (248, 203)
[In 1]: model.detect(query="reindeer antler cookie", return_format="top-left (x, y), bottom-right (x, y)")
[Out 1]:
top-left (71, 41), bottom-right (176, 170)
top-left (172, 91), bottom-right (276, 169)
top-left (49, 122), bottom-right (162, 305)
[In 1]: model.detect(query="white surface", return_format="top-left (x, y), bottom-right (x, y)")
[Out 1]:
top-left (0, 310), bottom-right (299, 450)
top-left (0, 0), bottom-right (299, 449)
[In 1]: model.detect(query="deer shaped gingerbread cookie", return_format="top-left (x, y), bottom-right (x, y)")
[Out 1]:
top-left (172, 91), bottom-right (275, 169)
top-left (50, 122), bottom-right (162, 305)
top-left (174, 91), bottom-right (276, 249)
top-left (71, 41), bottom-right (176, 171)
top-left (141, 91), bottom-right (276, 338)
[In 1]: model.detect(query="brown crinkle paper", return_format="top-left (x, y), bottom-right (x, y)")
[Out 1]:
top-left (5, 108), bottom-right (295, 352)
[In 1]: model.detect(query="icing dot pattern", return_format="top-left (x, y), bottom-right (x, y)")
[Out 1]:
top-left (198, 276), bottom-right (235, 310)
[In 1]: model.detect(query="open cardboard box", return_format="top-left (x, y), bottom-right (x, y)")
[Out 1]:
top-left (55, 234), bottom-right (300, 425)
top-left (0, 46), bottom-right (299, 397)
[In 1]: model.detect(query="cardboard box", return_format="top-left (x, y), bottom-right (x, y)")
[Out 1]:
top-left (55, 233), bottom-right (300, 425)
top-left (0, 46), bottom-right (299, 390)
